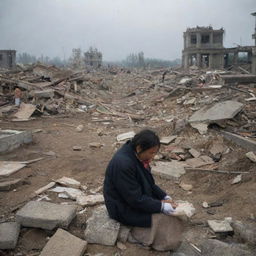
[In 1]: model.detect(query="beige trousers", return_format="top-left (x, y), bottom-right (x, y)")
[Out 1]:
top-left (130, 213), bottom-right (184, 251)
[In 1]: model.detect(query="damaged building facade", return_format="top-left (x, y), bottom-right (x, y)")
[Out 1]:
top-left (84, 47), bottom-right (102, 68)
top-left (0, 50), bottom-right (16, 70)
top-left (182, 13), bottom-right (256, 74)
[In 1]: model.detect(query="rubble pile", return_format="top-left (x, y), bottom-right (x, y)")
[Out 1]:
top-left (0, 65), bottom-right (256, 255)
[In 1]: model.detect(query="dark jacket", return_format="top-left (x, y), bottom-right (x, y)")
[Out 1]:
top-left (103, 141), bottom-right (166, 227)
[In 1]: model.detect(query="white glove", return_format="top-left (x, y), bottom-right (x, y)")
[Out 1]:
top-left (162, 202), bottom-right (175, 215)
top-left (164, 195), bottom-right (172, 200)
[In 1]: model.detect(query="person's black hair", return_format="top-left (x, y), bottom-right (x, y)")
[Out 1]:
top-left (131, 129), bottom-right (160, 154)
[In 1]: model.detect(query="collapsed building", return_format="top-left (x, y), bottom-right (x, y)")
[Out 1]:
top-left (0, 50), bottom-right (16, 70)
top-left (84, 47), bottom-right (102, 68)
top-left (182, 13), bottom-right (256, 74)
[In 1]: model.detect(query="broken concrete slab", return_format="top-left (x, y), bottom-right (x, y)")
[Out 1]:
top-left (0, 161), bottom-right (26, 177)
top-left (0, 178), bottom-right (23, 191)
top-left (207, 220), bottom-right (233, 233)
top-left (30, 89), bottom-right (54, 99)
top-left (190, 122), bottom-right (208, 135)
top-left (189, 101), bottom-right (243, 124)
top-left (14, 103), bottom-right (36, 120)
top-left (245, 151), bottom-right (256, 163)
top-left (160, 135), bottom-right (177, 145)
top-left (40, 228), bottom-right (87, 256)
top-left (0, 129), bottom-right (32, 154)
top-left (189, 148), bottom-right (201, 158)
top-left (84, 205), bottom-right (120, 246)
top-left (200, 239), bottom-right (253, 256)
top-left (16, 201), bottom-right (77, 230)
top-left (76, 194), bottom-right (104, 206)
top-left (55, 177), bottom-right (81, 188)
top-left (221, 131), bottom-right (256, 151)
top-left (231, 220), bottom-right (256, 245)
top-left (50, 186), bottom-right (85, 200)
top-left (151, 161), bottom-right (186, 179)
top-left (186, 155), bottom-right (214, 168)
top-left (0, 222), bottom-right (20, 249)
top-left (116, 131), bottom-right (135, 142)
top-left (220, 74), bottom-right (256, 84)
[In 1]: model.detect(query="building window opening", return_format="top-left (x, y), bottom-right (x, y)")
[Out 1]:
top-left (238, 52), bottom-right (249, 64)
top-left (201, 34), bottom-right (210, 44)
top-left (201, 54), bottom-right (209, 67)
top-left (190, 34), bottom-right (197, 44)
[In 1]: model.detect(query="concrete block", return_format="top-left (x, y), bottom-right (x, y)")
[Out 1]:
top-left (85, 205), bottom-right (120, 246)
top-left (221, 131), bottom-right (256, 151)
top-left (40, 228), bottom-right (87, 256)
top-left (189, 101), bottom-right (243, 123)
top-left (116, 131), bottom-right (135, 142)
top-left (160, 135), bottom-right (177, 145)
top-left (16, 201), bottom-right (77, 230)
top-left (0, 129), bottom-right (32, 154)
top-left (151, 161), bottom-right (186, 179)
top-left (207, 220), bottom-right (233, 233)
top-left (0, 222), bottom-right (20, 249)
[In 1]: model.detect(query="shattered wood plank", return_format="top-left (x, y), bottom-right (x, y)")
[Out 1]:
top-left (14, 103), bottom-right (36, 120)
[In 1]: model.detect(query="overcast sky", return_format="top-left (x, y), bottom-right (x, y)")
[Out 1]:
top-left (0, 0), bottom-right (255, 61)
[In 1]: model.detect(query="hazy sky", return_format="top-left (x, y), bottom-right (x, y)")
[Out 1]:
top-left (0, 0), bottom-right (255, 61)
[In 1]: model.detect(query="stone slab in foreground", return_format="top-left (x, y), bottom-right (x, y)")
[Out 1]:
top-left (0, 222), bottom-right (20, 249)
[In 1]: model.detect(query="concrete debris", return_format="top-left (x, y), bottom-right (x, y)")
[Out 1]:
top-left (0, 129), bottom-right (32, 153)
top-left (50, 186), bottom-right (85, 200)
top-left (55, 176), bottom-right (81, 188)
top-left (40, 228), bottom-right (87, 256)
top-left (89, 142), bottom-right (104, 148)
top-left (76, 194), bottom-right (104, 206)
top-left (231, 174), bottom-right (242, 184)
top-left (0, 161), bottom-right (26, 177)
top-left (84, 205), bottom-right (120, 246)
top-left (16, 201), bottom-right (77, 230)
top-left (189, 148), bottom-right (201, 158)
top-left (0, 222), bottom-right (20, 250)
top-left (190, 122), bottom-right (208, 135)
top-left (245, 151), bottom-right (256, 162)
top-left (116, 131), bottom-right (135, 142)
top-left (0, 178), bottom-right (23, 191)
top-left (151, 161), bottom-right (186, 179)
top-left (160, 135), bottom-right (177, 145)
top-left (186, 155), bottom-right (214, 168)
top-left (189, 101), bottom-right (243, 124)
top-left (116, 241), bottom-right (127, 250)
top-left (13, 103), bottom-right (36, 120)
top-left (207, 220), bottom-right (233, 233)
top-left (75, 124), bottom-right (84, 132)
top-left (73, 146), bottom-right (82, 151)
top-left (231, 220), bottom-right (256, 245)
top-left (34, 182), bottom-right (56, 195)
top-left (171, 200), bottom-right (196, 218)
top-left (179, 182), bottom-right (193, 191)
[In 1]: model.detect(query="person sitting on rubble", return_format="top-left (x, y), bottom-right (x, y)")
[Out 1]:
top-left (14, 86), bottom-right (22, 107)
top-left (103, 129), bottom-right (184, 251)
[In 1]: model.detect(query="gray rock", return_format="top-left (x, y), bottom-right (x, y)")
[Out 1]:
top-left (0, 222), bottom-right (20, 249)
top-left (16, 201), bottom-right (77, 230)
top-left (207, 220), bottom-right (233, 233)
top-left (173, 241), bottom-right (200, 256)
top-left (40, 228), bottom-right (87, 256)
top-left (84, 205), bottom-right (120, 246)
top-left (232, 220), bottom-right (256, 245)
top-left (200, 239), bottom-right (253, 256)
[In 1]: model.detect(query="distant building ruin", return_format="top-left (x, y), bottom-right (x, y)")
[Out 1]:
top-left (0, 50), bottom-right (16, 69)
top-left (84, 47), bottom-right (102, 68)
top-left (182, 16), bottom-right (256, 74)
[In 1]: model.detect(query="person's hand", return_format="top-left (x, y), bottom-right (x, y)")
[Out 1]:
top-left (162, 202), bottom-right (176, 215)
top-left (162, 199), bottom-right (178, 209)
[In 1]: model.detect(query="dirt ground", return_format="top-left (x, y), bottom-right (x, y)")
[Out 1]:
top-left (0, 70), bottom-right (256, 255)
